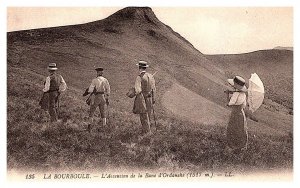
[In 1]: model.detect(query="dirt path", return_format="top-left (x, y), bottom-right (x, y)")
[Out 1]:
top-left (162, 82), bottom-right (230, 126)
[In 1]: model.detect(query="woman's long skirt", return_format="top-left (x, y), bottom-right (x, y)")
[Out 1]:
top-left (227, 105), bottom-right (248, 149)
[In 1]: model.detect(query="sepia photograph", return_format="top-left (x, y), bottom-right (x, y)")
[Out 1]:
top-left (3, 0), bottom-right (296, 186)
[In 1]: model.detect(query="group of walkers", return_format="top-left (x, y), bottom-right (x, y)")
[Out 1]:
top-left (40, 60), bottom-right (249, 151)
top-left (40, 60), bottom-right (156, 135)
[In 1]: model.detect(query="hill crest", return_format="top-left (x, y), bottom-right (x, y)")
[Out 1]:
top-left (107, 7), bottom-right (160, 24)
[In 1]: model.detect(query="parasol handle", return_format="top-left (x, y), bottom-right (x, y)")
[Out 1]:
top-left (224, 90), bottom-right (235, 94)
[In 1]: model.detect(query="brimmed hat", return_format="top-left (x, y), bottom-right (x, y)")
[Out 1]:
top-left (47, 63), bottom-right (58, 70)
top-left (227, 76), bottom-right (247, 92)
top-left (136, 60), bottom-right (149, 68)
top-left (95, 67), bottom-right (104, 71)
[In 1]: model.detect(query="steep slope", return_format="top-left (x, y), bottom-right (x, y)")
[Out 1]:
top-left (206, 50), bottom-right (293, 109)
top-left (7, 7), bottom-right (228, 121)
top-left (7, 7), bottom-right (293, 136)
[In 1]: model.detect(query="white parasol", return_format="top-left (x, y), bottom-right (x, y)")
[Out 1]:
top-left (248, 73), bottom-right (264, 112)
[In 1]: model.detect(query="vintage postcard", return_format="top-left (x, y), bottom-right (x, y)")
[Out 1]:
top-left (3, 1), bottom-right (296, 186)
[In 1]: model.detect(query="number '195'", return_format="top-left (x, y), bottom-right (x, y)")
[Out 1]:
top-left (26, 174), bottom-right (35, 179)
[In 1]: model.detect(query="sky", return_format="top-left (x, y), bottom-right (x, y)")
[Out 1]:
top-left (6, 7), bottom-right (293, 54)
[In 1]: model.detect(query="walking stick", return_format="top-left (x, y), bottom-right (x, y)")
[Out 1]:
top-left (57, 93), bottom-right (60, 118)
top-left (151, 89), bottom-right (157, 128)
top-left (106, 98), bottom-right (110, 125)
top-left (152, 104), bottom-right (157, 127)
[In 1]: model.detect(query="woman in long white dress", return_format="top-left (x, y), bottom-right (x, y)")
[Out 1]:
top-left (226, 76), bottom-right (248, 150)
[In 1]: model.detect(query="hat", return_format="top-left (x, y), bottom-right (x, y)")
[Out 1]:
top-left (95, 67), bottom-right (104, 71)
top-left (47, 63), bottom-right (58, 70)
top-left (227, 76), bottom-right (247, 92)
top-left (136, 60), bottom-right (149, 68)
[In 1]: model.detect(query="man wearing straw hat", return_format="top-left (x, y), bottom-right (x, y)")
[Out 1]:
top-left (41, 63), bottom-right (67, 123)
top-left (85, 67), bottom-right (110, 129)
top-left (134, 60), bottom-right (156, 134)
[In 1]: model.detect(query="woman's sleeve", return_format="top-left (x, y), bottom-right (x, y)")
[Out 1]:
top-left (228, 92), bottom-right (239, 106)
top-left (228, 92), bottom-right (247, 106)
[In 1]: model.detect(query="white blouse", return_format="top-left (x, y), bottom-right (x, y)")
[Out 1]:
top-left (228, 92), bottom-right (247, 108)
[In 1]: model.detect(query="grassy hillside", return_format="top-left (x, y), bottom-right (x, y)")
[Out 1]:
top-left (206, 50), bottom-right (293, 110)
top-left (7, 66), bottom-right (293, 174)
top-left (7, 7), bottom-right (293, 176)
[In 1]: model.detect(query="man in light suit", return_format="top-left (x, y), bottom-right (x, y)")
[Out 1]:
top-left (41, 63), bottom-right (67, 123)
top-left (134, 60), bottom-right (156, 134)
top-left (85, 67), bottom-right (110, 130)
